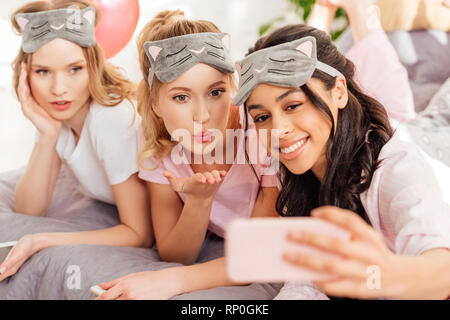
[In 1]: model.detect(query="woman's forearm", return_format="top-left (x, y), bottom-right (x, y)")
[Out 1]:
top-left (307, 4), bottom-right (336, 34)
top-left (394, 248), bottom-right (450, 299)
top-left (417, 248), bottom-right (450, 299)
top-left (14, 137), bottom-right (61, 216)
top-left (32, 224), bottom-right (149, 252)
top-left (344, 0), bottom-right (382, 43)
top-left (157, 196), bottom-right (213, 265)
top-left (172, 257), bottom-right (247, 295)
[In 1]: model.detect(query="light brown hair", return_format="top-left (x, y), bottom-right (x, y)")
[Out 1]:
top-left (11, 0), bottom-right (135, 108)
top-left (136, 9), bottom-right (237, 170)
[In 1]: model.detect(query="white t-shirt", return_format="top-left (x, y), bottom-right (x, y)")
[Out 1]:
top-left (55, 99), bottom-right (140, 204)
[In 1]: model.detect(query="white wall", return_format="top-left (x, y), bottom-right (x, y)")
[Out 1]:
top-left (0, 0), bottom-right (290, 173)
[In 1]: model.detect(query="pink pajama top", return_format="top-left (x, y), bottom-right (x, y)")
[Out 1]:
top-left (276, 30), bottom-right (450, 300)
top-left (137, 105), bottom-right (278, 238)
top-left (345, 30), bottom-right (417, 122)
top-left (348, 31), bottom-right (450, 256)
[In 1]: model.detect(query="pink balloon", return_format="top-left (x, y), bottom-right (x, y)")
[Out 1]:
top-left (92, 0), bottom-right (140, 59)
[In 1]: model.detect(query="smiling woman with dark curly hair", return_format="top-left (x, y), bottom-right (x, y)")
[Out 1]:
top-left (237, 0), bottom-right (450, 300)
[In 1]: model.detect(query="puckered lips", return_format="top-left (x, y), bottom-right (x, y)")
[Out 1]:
top-left (193, 130), bottom-right (213, 144)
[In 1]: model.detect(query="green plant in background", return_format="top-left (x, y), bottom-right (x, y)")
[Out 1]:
top-left (259, 0), bottom-right (349, 41)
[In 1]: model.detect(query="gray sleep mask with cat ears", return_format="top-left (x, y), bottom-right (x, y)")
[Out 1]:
top-left (144, 32), bottom-right (235, 88)
top-left (15, 6), bottom-right (96, 53)
top-left (233, 36), bottom-right (344, 106)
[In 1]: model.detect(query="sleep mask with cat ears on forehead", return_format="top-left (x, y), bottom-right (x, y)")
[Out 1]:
top-left (15, 6), bottom-right (96, 53)
top-left (233, 36), bottom-right (344, 106)
top-left (144, 32), bottom-right (235, 88)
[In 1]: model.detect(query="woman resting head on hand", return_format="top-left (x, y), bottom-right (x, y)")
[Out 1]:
top-left (1, 0), bottom-right (153, 284)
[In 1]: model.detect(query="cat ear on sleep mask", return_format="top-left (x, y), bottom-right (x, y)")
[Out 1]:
top-left (15, 6), bottom-right (96, 53)
top-left (233, 36), bottom-right (344, 106)
top-left (143, 32), bottom-right (235, 88)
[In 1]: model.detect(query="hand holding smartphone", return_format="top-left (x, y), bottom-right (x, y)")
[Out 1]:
top-left (225, 218), bottom-right (350, 282)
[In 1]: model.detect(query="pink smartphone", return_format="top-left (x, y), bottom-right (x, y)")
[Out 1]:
top-left (225, 217), bottom-right (351, 283)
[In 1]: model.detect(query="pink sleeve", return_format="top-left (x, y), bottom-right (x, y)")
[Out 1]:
top-left (245, 125), bottom-right (279, 188)
top-left (137, 129), bottom-right (170, 185)
top-left (345, 30), bottom-right (416, 122)
top-left (368, 142), bottom-right (450, 256)
top-left (260, 154), bottom-right (279, 188)
top-left (261, 174), bottom-right (278, 188)
top-left (138, 159), bottom-right (170, 185)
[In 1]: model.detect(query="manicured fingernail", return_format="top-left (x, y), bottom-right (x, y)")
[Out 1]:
top-left (0, 267), bottom-right (6, 274)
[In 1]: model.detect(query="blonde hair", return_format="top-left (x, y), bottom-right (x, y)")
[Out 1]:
top-left (11, 0), bottom-right (135, 109)
top-left (136, 9), bottom-right (237, 170)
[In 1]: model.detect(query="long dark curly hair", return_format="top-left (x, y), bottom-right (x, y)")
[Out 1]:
top-left (244, 24), bottom-right (393, 223)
